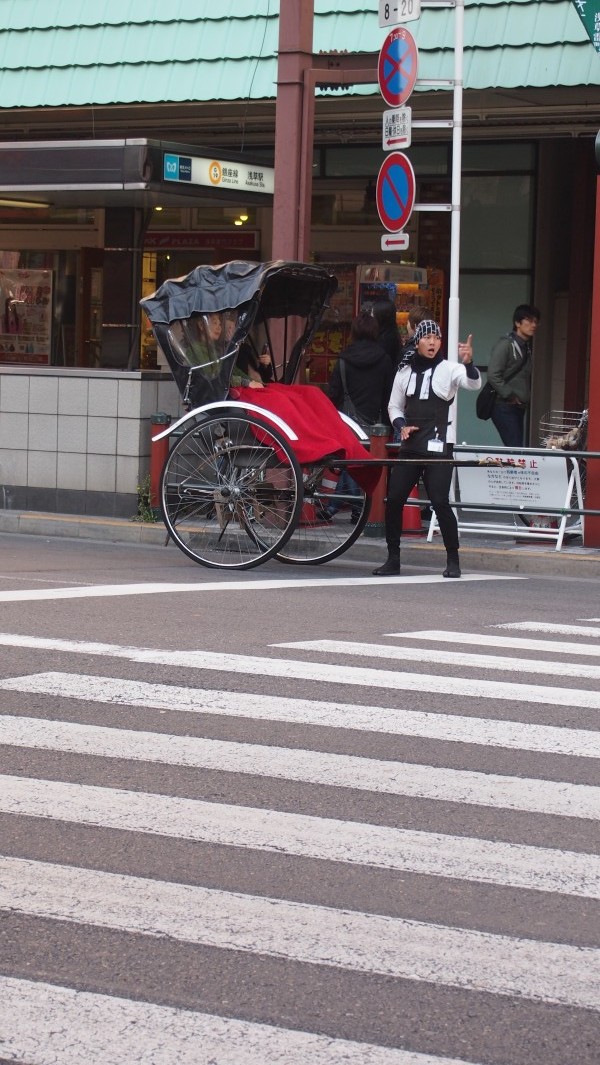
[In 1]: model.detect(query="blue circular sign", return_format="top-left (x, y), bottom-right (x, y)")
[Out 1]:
top-left (376, 152), bottom-right (416, 233)
top-left (378, 28), bottom-right (418, 109)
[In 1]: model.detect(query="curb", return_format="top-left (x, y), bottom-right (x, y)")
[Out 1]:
top-left (1, 510), bottom-right (599, 578)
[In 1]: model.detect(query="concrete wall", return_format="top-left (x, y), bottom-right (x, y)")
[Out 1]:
top-left (0, 368), bottom-right (182, 518)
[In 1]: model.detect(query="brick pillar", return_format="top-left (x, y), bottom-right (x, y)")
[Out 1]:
top-left (271, 1), bottom-right (314, 263)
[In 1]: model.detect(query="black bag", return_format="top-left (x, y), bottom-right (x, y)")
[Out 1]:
top-left (476, 345), bottom-right (526, 421)
top-left (476, 381), bottom-right (497, 420)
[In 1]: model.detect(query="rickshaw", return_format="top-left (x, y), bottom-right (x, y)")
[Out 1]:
top-left (140, 260), bottom-right (378, 570)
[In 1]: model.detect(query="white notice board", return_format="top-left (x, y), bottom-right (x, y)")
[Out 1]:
top-left (425, 449), bottom-right (583, 550)
top-left (457, 452), bottom-right (569, 512)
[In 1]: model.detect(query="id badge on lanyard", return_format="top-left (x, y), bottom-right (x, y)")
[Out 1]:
top-left (427, 437), bottom-right (444, 453)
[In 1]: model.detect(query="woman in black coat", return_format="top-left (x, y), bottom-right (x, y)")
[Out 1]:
top-left (325, 311), bottom-right (394, 521)
top-left (372, 298), bottom-right (401, 368)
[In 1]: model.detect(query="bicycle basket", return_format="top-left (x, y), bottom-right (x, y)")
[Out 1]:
top-left (539, 410), bottom-right (588, 450)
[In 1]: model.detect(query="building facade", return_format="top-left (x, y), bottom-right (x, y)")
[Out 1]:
top-left (0, 0), bottom-right (598, 519)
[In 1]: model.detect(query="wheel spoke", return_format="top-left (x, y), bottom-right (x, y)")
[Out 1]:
top-left (160, 414), bottom-right (302, 568)
top-left (277, 461), bottom-right (371, 565)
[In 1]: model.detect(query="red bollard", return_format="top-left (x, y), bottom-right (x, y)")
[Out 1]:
top-left (364, 424), bottom-right (390, 537)
top-left (402, 485), bottom-right (424, 535)
top-left (149, 412), bottom-right (171, 511)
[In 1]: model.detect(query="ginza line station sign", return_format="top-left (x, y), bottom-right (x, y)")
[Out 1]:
top-left (163, 152), bottom-right (275, 194)
top-left (376, 0), bottom-right (421, 251)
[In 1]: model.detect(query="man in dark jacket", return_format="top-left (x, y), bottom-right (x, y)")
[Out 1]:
top-left (487, 303), bottom-right (540, 447)
top-left (325, 311), bottom-right (394, 521)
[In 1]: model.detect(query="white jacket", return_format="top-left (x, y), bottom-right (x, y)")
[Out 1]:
top-left (388, 359), bottom-right (481, 427)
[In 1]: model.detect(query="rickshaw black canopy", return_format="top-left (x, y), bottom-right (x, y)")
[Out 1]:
top-left (141, 260), bottom-right (337, 406)
top-left (140, 260), bottom-right (337, 326)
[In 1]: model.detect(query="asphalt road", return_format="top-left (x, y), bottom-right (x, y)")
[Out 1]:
top-left (0, 533), bottom-right (598, 1065)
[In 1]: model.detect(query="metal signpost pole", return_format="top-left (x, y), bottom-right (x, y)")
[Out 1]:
top-left (446, 0), bottom-right (464, 443)
top-left (447, 0), bottom-right (464, 365)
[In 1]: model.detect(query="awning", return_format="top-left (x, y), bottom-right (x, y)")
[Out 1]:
top-left (0, 138), bottom-right (274, 209)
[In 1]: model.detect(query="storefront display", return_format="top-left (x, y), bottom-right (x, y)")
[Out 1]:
top-left (305, 263), bottom-right (355, 384)
top-left (0, 269), bottom-right (52, 364)
top-left (305, 262), bottom-right (444, 386)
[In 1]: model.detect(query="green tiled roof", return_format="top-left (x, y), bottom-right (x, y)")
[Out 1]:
top-left (0, 0), bottom-right (597, 109)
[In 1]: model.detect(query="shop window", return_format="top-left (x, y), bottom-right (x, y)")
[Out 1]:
top-left (461, 174), bottom-right (533, 270)
top-left (0, 205), bottom-right (97, 227)
top-left (312, 188), bottom-right (380, 226)
top-left (460, 272), bottom-right (533, 368)
top-left (192, 206), bottom-right (257, 229)
top-left (462, 142), bottom-right (535, 173)
top-left (322, 143), bottom-right (448, 178)
top-left (147, 206), bottom-right (189, 229)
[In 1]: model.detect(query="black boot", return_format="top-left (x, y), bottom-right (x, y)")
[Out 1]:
top-left (443, 552), bottom-right (461, 578)
top-left (372, 552), bottom-right (400, 576)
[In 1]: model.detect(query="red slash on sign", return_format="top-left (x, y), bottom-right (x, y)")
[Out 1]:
top-left (377, 27), bottom-right (418, 109)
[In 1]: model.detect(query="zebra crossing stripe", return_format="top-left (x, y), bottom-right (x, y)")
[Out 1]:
top-left (0, 632), bottom-right (598, 707)
top-left (0, 573), bottom-right (518, 603)
top-left (0, 976), bottom-right (483, 1065)
top-left (0, 775), bottom-right (597, 898)
top-left (498, 621), bottom-right (600, 638)
top-left (390, 630), bottom-right (600, 658)
top-left (1, 856), bottom-right (598, 1010)
top-left (1, 671), bottom-right (597, 758)
top-left (2, 715), bottom-right (599, 819)
top-left (274, 638), bottom-right (600, 680)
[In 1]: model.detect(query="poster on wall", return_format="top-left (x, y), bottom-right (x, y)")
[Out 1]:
top-left (0, 269), bottom-right (53, 365)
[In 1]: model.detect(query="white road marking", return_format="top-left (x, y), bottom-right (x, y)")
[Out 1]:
top-left (389, 630), bottom-right (600, 658)
top-left (2, 671), bottom-right (597, 759)
top-left (498, 621), bottom-right (600, 638)
top-left (0, 775), bottom-right (597, 898)
top-left (0, 573), bottom-right (518, 603)
top-left (2, 856), bottom-right (599, 1010)
top-left (0, 632), bottom-right (598, 708)
top-left (0, 976), bottom-right (485, 1065)
top-left (2, 715), bottom-right (599, 819)
top-left (274, 638), bottom-right (600, 680)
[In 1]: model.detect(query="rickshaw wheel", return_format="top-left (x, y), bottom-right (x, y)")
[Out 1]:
top-left (160, 413), bottom-right (303, 569)
top-left (276, 460), bottom-right (371, 565)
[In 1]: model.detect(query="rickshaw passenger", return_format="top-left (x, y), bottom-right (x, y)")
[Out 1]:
top-left (186, 314), bottom-right (222, 376)
top-left (230, 341), bottom-right (273, 390)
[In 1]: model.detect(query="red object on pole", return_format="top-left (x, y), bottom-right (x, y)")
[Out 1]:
top-left (402, 485), bottom-right (423, 534)
top-left (364, 426), bottom-right (390, 536)
top-left (149, 413), bottom-right (171, 510)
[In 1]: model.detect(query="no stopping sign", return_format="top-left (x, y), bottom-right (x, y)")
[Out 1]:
top-left (376, 152), bottom-right (416, 232)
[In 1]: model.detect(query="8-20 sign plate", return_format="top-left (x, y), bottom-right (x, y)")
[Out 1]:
top-left (379, 0), bottom-right (421, 27)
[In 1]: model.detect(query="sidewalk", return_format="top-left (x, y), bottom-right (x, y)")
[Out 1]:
top-left (1, 508), bottom-right (599, 579)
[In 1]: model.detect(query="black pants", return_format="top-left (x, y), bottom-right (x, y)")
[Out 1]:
top-left (385, 450), bottom-right (458, 554)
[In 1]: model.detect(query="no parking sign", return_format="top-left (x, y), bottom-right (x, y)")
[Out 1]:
top-left (376, 152), bottom-right (416, 233)
top-left (378, 27), bottom-right (418, 108)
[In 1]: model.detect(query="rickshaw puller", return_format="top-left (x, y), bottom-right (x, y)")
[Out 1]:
top-left (372, 320), bottom-right (481, 579)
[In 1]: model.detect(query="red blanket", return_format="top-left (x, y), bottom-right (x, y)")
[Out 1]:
top-left (231, 383), bottom-right (380, 494)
